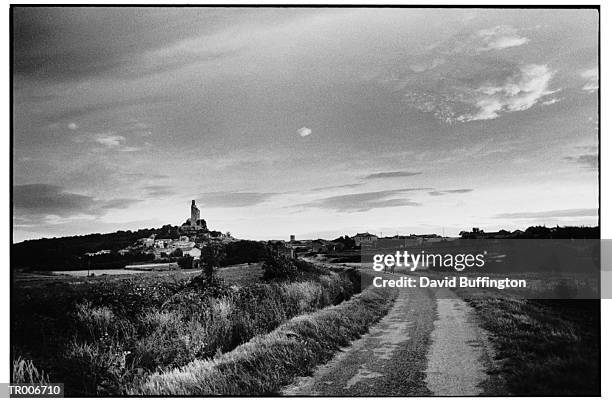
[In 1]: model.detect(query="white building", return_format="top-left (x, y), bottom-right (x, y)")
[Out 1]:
top-left (154, 239), bottom-right (173, 248)
top-left (185, 247), bottom-right (201, 259)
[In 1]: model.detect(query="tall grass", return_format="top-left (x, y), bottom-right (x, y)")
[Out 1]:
top-left (12, 357), bottom-right (50, 384)
top-left (12, 265), bottom-right (361, 395)
top-left (132, 286), bottom-right (397, 395)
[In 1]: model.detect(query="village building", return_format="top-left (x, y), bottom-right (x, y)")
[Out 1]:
top-left (353, 232), bottom-right (378, 247)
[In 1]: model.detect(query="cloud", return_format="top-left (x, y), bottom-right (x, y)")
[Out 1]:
top-left (564, 154), bottom-right (598, 170)
top-left (458, 64), bottom-right (555, 122)
top-left (98, 198), bottom-right (141, 210)
top-left (199, 191), bottom-right (276, 207)
top-left (12, 8), bottom-right (251, 82)
top-left (95, 133), bottom-right (126, 148)
top-left (581, 67), bottom-right (598, 93)
top-left (542, 97), bottom-right (562, 106)
top-left (429, 189), bottom-right (473, 196)
top-left (310, 183), bottom-right (363, 192)
top-left (142, 185), bottom-right (175, 197)
top-left (363, 171), bottom-right (422, 179)
top-left (494, 208), bottom-right (597, 219)
top-left (297, 127), bottom-right (312, 137)
top-left (13, 184), bottom-right (142, 224)
top-left (45, 96), bottom-right (170, 124)
top-left (73, 131), bottom-right (142, 152)
top-left (476, 26), bottom-right (529, 51)
top-left (296, 188), bottom-right (424, 212)
top-left (401, 60), bottom-right (555, 124)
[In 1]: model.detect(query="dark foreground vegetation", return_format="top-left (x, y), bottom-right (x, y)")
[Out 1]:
top-left (455, 289), bottom-right (600, 396)
top-left (11, 256), bottom-right (364, 396)
top-left (132, 283), bottom-right (397, 395)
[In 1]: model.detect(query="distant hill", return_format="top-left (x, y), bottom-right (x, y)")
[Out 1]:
top-left (11, 224), bottom-right (267, 272)
top-left (12, 224), bottom-right (183, 271)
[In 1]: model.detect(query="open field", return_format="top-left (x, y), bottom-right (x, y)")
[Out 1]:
top-left (14, 263), bottom-right (264, 288)
top-left (455, 288), bottom-right (600, 396)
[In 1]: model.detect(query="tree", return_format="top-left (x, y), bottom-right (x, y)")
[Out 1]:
top-left (200, 243), bottom-right (225, 282)
top-left (333, 235), bottom-right (356, 250)
top-left (177, 255), bottom-right (194, 269)
top-left (170, 248), bottom-right (184, 258)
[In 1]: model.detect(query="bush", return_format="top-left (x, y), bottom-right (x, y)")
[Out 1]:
top-left (261, 255), bottom-right (327, 282)
top-left (261, 255), bottom-right (299, 281)
top-left (177, 256), bottom-right (194, 269)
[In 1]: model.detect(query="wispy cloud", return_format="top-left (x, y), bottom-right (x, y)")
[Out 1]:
top-left (429, 189), bottom-right (473, 196)
top-left (73, 131), bottom-right (142, 152)
top-left (476, 26), bottom-right (529, 51)
top-left (581, 67), bottom-right (598, 93)
top-left (142, 185), bottom-right (175, 197)
top-left (310, 183), bottom-right (363, 192)
top-left (403, 62), bottom-right (556, 124)
top-left (12, 8), bottom-right (251, 82)
top-left (13, 184), bottom-right (142, 225)
top-left (296, 188), bottom-right (424, 212)
top-left (199, 191), bottom-right (277, 207)
top-left (564, 154), bottom-right (598, 170)
top-left (98, 198), bottom-right (142, 210)
top-left (44, 96), bottom-right (170, 124)
top-left (95, 133), bottom-right (126, 148)
top-left (494, 208), bottom-right (597, 219)
top-left (458, 64), bottom-right (555, 121)
top-left (542, 97), bottom-right (562, 106)
top-left (363, 171), bottom-right (422, 179)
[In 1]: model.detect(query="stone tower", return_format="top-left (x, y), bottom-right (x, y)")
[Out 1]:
top-left (190, 200), bottom-right (200, 226)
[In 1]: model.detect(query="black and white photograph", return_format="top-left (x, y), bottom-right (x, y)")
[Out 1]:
top-left (6, 3), bottom-right (606, 399)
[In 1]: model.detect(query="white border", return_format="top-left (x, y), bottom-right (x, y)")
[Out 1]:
top-left (1, 1), bottom-right (608, 403)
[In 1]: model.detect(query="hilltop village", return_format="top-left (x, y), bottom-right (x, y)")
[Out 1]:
top-left (12, 199), bottom-right (599, 273)
top-left (79, 200), bottom-right (459, 271)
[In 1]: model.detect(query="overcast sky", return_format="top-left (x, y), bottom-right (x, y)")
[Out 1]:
top-left (12, 7), bottom-right (599, 242)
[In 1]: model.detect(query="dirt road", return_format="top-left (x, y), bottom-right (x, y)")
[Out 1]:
top-left (283, 274), bottom-right (494, 396)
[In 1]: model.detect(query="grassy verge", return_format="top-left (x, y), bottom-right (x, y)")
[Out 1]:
top-left (12, 262), bottom-right (360, 396)
top-left (132, 284), bottom-right (398, 395)
top-left (455, 288), bottom-right (600, 396)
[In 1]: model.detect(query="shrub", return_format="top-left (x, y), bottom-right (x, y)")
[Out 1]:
top-left (261, 255), bottom-right (298, 281)
top-left (177, 256), bottom-right (194, 269)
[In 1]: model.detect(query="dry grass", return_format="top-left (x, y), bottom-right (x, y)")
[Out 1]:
top-left (131, 285), bottom-right (397, 395)
top-left (12, 357), bottom-right (50, 384)
top-left (455, 288), bottom-right (600, 396)
top-left (12, 262), bottom-right (360, 396)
